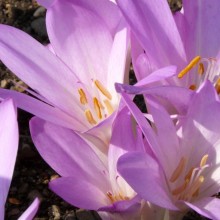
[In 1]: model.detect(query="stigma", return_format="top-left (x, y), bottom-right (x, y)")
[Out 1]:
top-left (77, 79), bottom-right (114, 126)
top-left (169, 154), bottom-right (209, 202)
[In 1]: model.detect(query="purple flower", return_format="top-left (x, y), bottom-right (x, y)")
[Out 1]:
top-left (0, 0), bottom-right (129, 146)
top-left (117, 81), bottom-right (220, 220)
top-left (116, 0), bottom-right (220, 92)
top-left (30, 106), bottom-right (163, 219)
top-left (0, 99), bottom-right (39, 219)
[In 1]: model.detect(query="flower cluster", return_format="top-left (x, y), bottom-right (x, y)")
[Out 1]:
top-left (1, 0), bottom-right (220, 219)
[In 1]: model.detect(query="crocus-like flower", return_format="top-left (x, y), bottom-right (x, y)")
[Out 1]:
top-left (30, 106), bottom-right (165, 219)
top-left (116, 0), bottom-right (220, 93)
top-left (117, 81), bottom-right (220, 220)
top-left (0, 0), bottom-right (129, 148)
top-left (0, 0), bottom-right (178, 153)
top-left (0, 99), bottom-right (39, 219)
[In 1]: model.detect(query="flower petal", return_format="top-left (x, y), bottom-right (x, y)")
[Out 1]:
top-left (18, 198), bottom-right (40, 220)
top-left (47, 0), bottom-right (113, 86)
top-left (30, 117), bottom-right (108, 188)
top-left (50, 177), bottom-right (109, 210)
top-left (116, 0), bottom-right (186, 69)
top-left (0, 25), bottom-right (86, 124)
top-left (185, 197), bottom-right (220, 220)
top-left (182, 0), bottom-right (220, 59)
top-left (117, 152), bottom-right (178, 210)
top-left (0, 99), bottom-right (18, 216)
top-left (0, 88), bottom-right (86, 130)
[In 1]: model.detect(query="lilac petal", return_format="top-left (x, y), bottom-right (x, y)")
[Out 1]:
top-left (183, 0), bottom-right (220, 59)
top-left (30, 117), bottom-right (109, 190)
top-left (117, 92), bottom-right (160, 157)
top-left (107, 20), bottom-right (130, 94)
top-left (115, 83), bottom-right (193, 114)
top-left (108, 107), bottom-right (139, 193)
top-left (18, 198), bottom-right (40, 220)
top-left (146, 96), bottom-right (180, 177)
top-left (0, 25), bottom-right (86, 124)
top-left (37, 0), bottom-right (54, 8)
top-left (117, 152), bottom-right (178, 210)
top-left (47, 0), bottom-right (113, 86)
top-left (50, 177), bottom-right (109, 210)
top-left (135, 66), bottom-right (177, 86)
top-left (116, 0), bottom-right (186, 69)
top-left (185, 197), bottom-right (220, 220)
top-left (0, 99), bottom-right (18, 212)
top-left (0, 88), bottom-right (86, 130)
top-left (99, 195), bottom-right (141, 213)
top-left (63, 0), bottom-right (122, 36)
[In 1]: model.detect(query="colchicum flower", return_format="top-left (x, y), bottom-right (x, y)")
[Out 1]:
top-left (117, 81), bottom-right (220, 220)
top-left (30, 107), bottom-right (165, 220)
top-left (0, 99), bottom-right (39, 220)
top-left (0, 0), bottom-right (129, 149)
top-left (116, 0), bottom-right (220, 93)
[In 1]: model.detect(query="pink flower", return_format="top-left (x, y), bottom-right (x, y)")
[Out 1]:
top-left (0, 0), bottom-right (129, 147)
top-left (116, 0), bottom-right (220, 93)
top-left (117, 81), bottom-right (220, 220)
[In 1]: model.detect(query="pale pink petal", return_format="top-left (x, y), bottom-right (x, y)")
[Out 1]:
top-left (116, 0), bottom-right (186, 70)
top-left (0, 99), bottom-right (18, 216)
top-left (183, 0), bottom-right (220, 59)
top-left (0, 25), bottom-right (86, 124)
top-left (0, 88), bottom-right (86, 130)
top-left (185, 197), bottom-right (220, 220)
top-left (18, 198), bottom-right (40, 220)
top-left (118, 152), bottom-right (178, 210)
top-left (50, 177), bottom-right (110, 210)
top-left (47, 0), bottom-right (113, 86)
top-left (30, 117), bottom-right (109, 190)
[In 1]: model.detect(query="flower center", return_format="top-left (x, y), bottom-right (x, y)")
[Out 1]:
top-left (178, 56), bottom-right (220, 93)
top-left (106, 191), bottom-right (129, 203)
top-left (169, 154), bottom-right (209, 202)
top-left (78, 79), bottom-right (114, 125)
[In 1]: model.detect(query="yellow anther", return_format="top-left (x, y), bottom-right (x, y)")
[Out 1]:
top-left (184, 167), bottom-right (195, 181)
top-left (171, 180), bottom-right (188, 196)
top-left (106, 192), bottom-right (114, 203)
top-left (104, 99), bottom-right (114, 115)
top-left (170, 157), bottom-right (186, 183)
top-left (189, 84), bottom-right (196, 90)
top-left (200, 154), bottom-right (209, 167)
top-left (78, 88), bottom-right (88, 105)
top-left (94, 80), bottom-right (112, 100)
top-left (84, 109), bottom-right (97, 125)
top-left (93, 97), bottom-right (102, 119)
top-left (188, 176), bottom-right (204, 198)
top-left (198, 63), bottom-right (205, 75)
top-left (178, 56), bottom-right (201, 78)
top-left (215, 78), bottom-right (220, 94)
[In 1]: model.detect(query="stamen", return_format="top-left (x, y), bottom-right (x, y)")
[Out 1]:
top-left (171, 180), bottom-right (188, 195)
top-left (94, 80), bottom-right (112, 100)
top-left (106, 192), bottom-right (114, 203)
top-left (78, 88), bottom-right (88, 105)
top-left (189, 84), bottom-right (196, 90)
top-left (200, 154), bottom-right (209, 167)
top-left (178, 56), bottom-right (201, 78)
top-left (184, 167), bottom-right (195, 181)
top-left (198, 63), bottom-right (205, 75)
top-left (170, 157), bottom-right (186, 183)
top-left (104, 99), bottom-right (114, 115)
top-left (187, 176), bottom-right (204, 198)
top-left (93, 97), bottom-right (102, 119)
top-left (215, 78), bottom-right (220, 94)
top-left (85, 109), bottom-right (97, 125)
